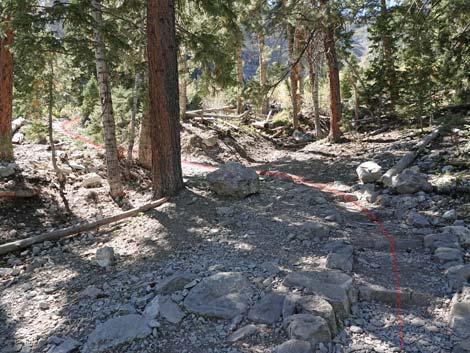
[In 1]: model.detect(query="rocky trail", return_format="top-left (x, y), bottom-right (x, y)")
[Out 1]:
top-left (1, 120), bottom-right (470, 353)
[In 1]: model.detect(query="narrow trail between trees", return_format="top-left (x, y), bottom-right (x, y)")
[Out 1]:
top-left (59, 118), bottom-right (405, 349)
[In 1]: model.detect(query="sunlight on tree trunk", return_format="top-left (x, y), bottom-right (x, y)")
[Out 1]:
top-left (257, 30), bottom-right (269, 115)
top-left (321, 0), bottom-right (342, 142)
top-left (287, 25), bottom-right (300, 130)
top-left (236, 41), bottom-right (244, 115)
top-left (147, 0), bottom-right (184, 198)
top-left (138, 107), bottom-right (152, 170)
top-left (179, 50), bottom-right (188, 120)
top-left (91, 0), bottom-right (124, 199)
top-left (0, 23), bottom-right (14, 161)
top-left (306, 37), bottom-right (321, 138)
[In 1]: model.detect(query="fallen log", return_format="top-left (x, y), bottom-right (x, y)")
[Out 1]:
top-left (186, 105), bottom-right (234, 115)
top-left (0, 189), bottom-right (38, 198)
top-left (187, 111), bottom-right (248, 120)
top-left (380, 129), bottom-right (440, 186)
top-left (0, 197), bottom-right (169, 255)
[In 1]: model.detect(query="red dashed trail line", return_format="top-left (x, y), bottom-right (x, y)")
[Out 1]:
top-left (59, 118), bottom-right (404, 349)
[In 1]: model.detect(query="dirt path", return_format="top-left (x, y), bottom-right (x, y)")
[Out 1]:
top-left (1, 120), bottom-right (468, 353)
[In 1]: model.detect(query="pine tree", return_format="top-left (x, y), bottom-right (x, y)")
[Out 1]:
top-left (91, 0), bottom-right (124, 199)
top-left (0, 20), bottom-right (14, 161)
top-left (147, 0), bottom-right (183, 198)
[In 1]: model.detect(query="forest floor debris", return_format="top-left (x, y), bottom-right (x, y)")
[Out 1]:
top-left (0, 119), bottom-right (470, 353)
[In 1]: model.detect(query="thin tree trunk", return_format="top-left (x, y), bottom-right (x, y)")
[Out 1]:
top-left (258, 30), bottom-right (269, 115)
top-left (147, 0), bottom-right (184, 198)
top-left (236, 40), bottom-right (244, 115)
top-left (321, 0), bottom-right (342, 142)
top-left (380, 0), bottom-right (398, 110)
top-left (138, 107), bottom-right (152, 170)
top-left (178, 50), bottom-right (188, 120)
top-left (295, 27), bottom-right (303, 114)
top-left (306, 39), bottom-right (321, 138)
top-left (127, 46), bottom-right (143, 162)
top-left (350, 78), bottom-right (360, 122)
top-left (47, 60), bottom-right (70, 213)
top-left (91, 0), bottom-right (124, 199)
top-left (0, 23), bottom-right (14, 161)
top-left (287, 25), bottom-right (300, 130)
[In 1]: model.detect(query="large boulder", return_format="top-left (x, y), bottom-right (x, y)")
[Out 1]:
top-left (207, 162), bottom-right (260, 198)
top-left (184, 272), bottom-right (253, 319)
top-left (391, 168), bottom-right (433, 194)
top-left (356, 161), bottom-right (382, 183)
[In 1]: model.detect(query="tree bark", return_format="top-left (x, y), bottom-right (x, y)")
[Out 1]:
top-left (127, 46), bottom-right (143, 162)
top-left (295, 27), bottom-right (303, 114)
top-left (380, 0), bottom-right (398, 109)
top-left (287, 25), bottom-right (300, 130)
top-left (0, 23), bottom-right (14, 161)
top-left (137, 107), bottom-right (152, 170)
top-left (147, 0), bottom-right (184, 198)
top-left (321, 0), bottom-right (342, 142)
top-left (91, 0), bottom-right (124, 198)
top-left (257, 30), bottom-right (269, 115)
top-left (306, 38), bottom-right (321, 138)
top-left (236, 40), bottom-right (244, 114)
top-left (178, 49), bottom-right (188, 120)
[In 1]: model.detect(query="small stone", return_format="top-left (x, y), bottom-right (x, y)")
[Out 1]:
top-left (248, 293), bottom-right (285, 324)
top-left (83, 314), bottom-right (152, 353)
top-left (95, 247), bottom-right (115, 268)
top-left (39, 301), bottom-right (50, 310)
top-left (273, 339), bottom-right (313, 353)
top-left (284, 314), bottom-right (331, 344)
top-left (159, 296), bottom-right (185, 324)
top-left (227, 324), bottom-right (258, 342)
top-left (143, 296), bottom-right (160, 319)
top-left (47, 337), bottom-right (80, 353)
top-left (443, 209), bottom-right (457, 221)
top-left (433, 247), bottom-right (463, 265)
top-left (81, 173), bottom-right (103, 188)
top-left (325, 242), bottom-right (354, 272)
top-left (184, 272), bottom-right (253, 319)
top-left (356, 161), bottom-right (382, 184)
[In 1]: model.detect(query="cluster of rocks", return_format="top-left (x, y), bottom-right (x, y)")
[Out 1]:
top-left (76, 268), bottom-right (356, 353)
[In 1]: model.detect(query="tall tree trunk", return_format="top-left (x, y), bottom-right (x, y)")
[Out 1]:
top-left (127, 69), bottom-right (142, 162)
top-left (147, 0), bottom-right (184, 198)
top-left (236, 40), bottom-right (244, 115)
top-left (91, 0), bottom-right (124, 198)
top-left (350, 78), bottom-right (360, 123)
top-left (127, 29), bottom-right (144, 163)
top-left (138, 106), bottom-right (152, 170)
top-left (295, 28), bottom-right (303, 114)
top-left (47, 60), bottom-right (70, 213)
top-left (306, 39), bottom-right (321, 138)
top-left (0, 24), bottom-right (13, 161)
top-left (380, 0), bottom-right (398, 110)
top-left (287, 25), bottom-right (300, 130)
top-left (257, 30), bottom-right (269, 115)
top-left (321, 0), bottom-right (342, 142)
top-left (178, 53), bottom-right (188, 121)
